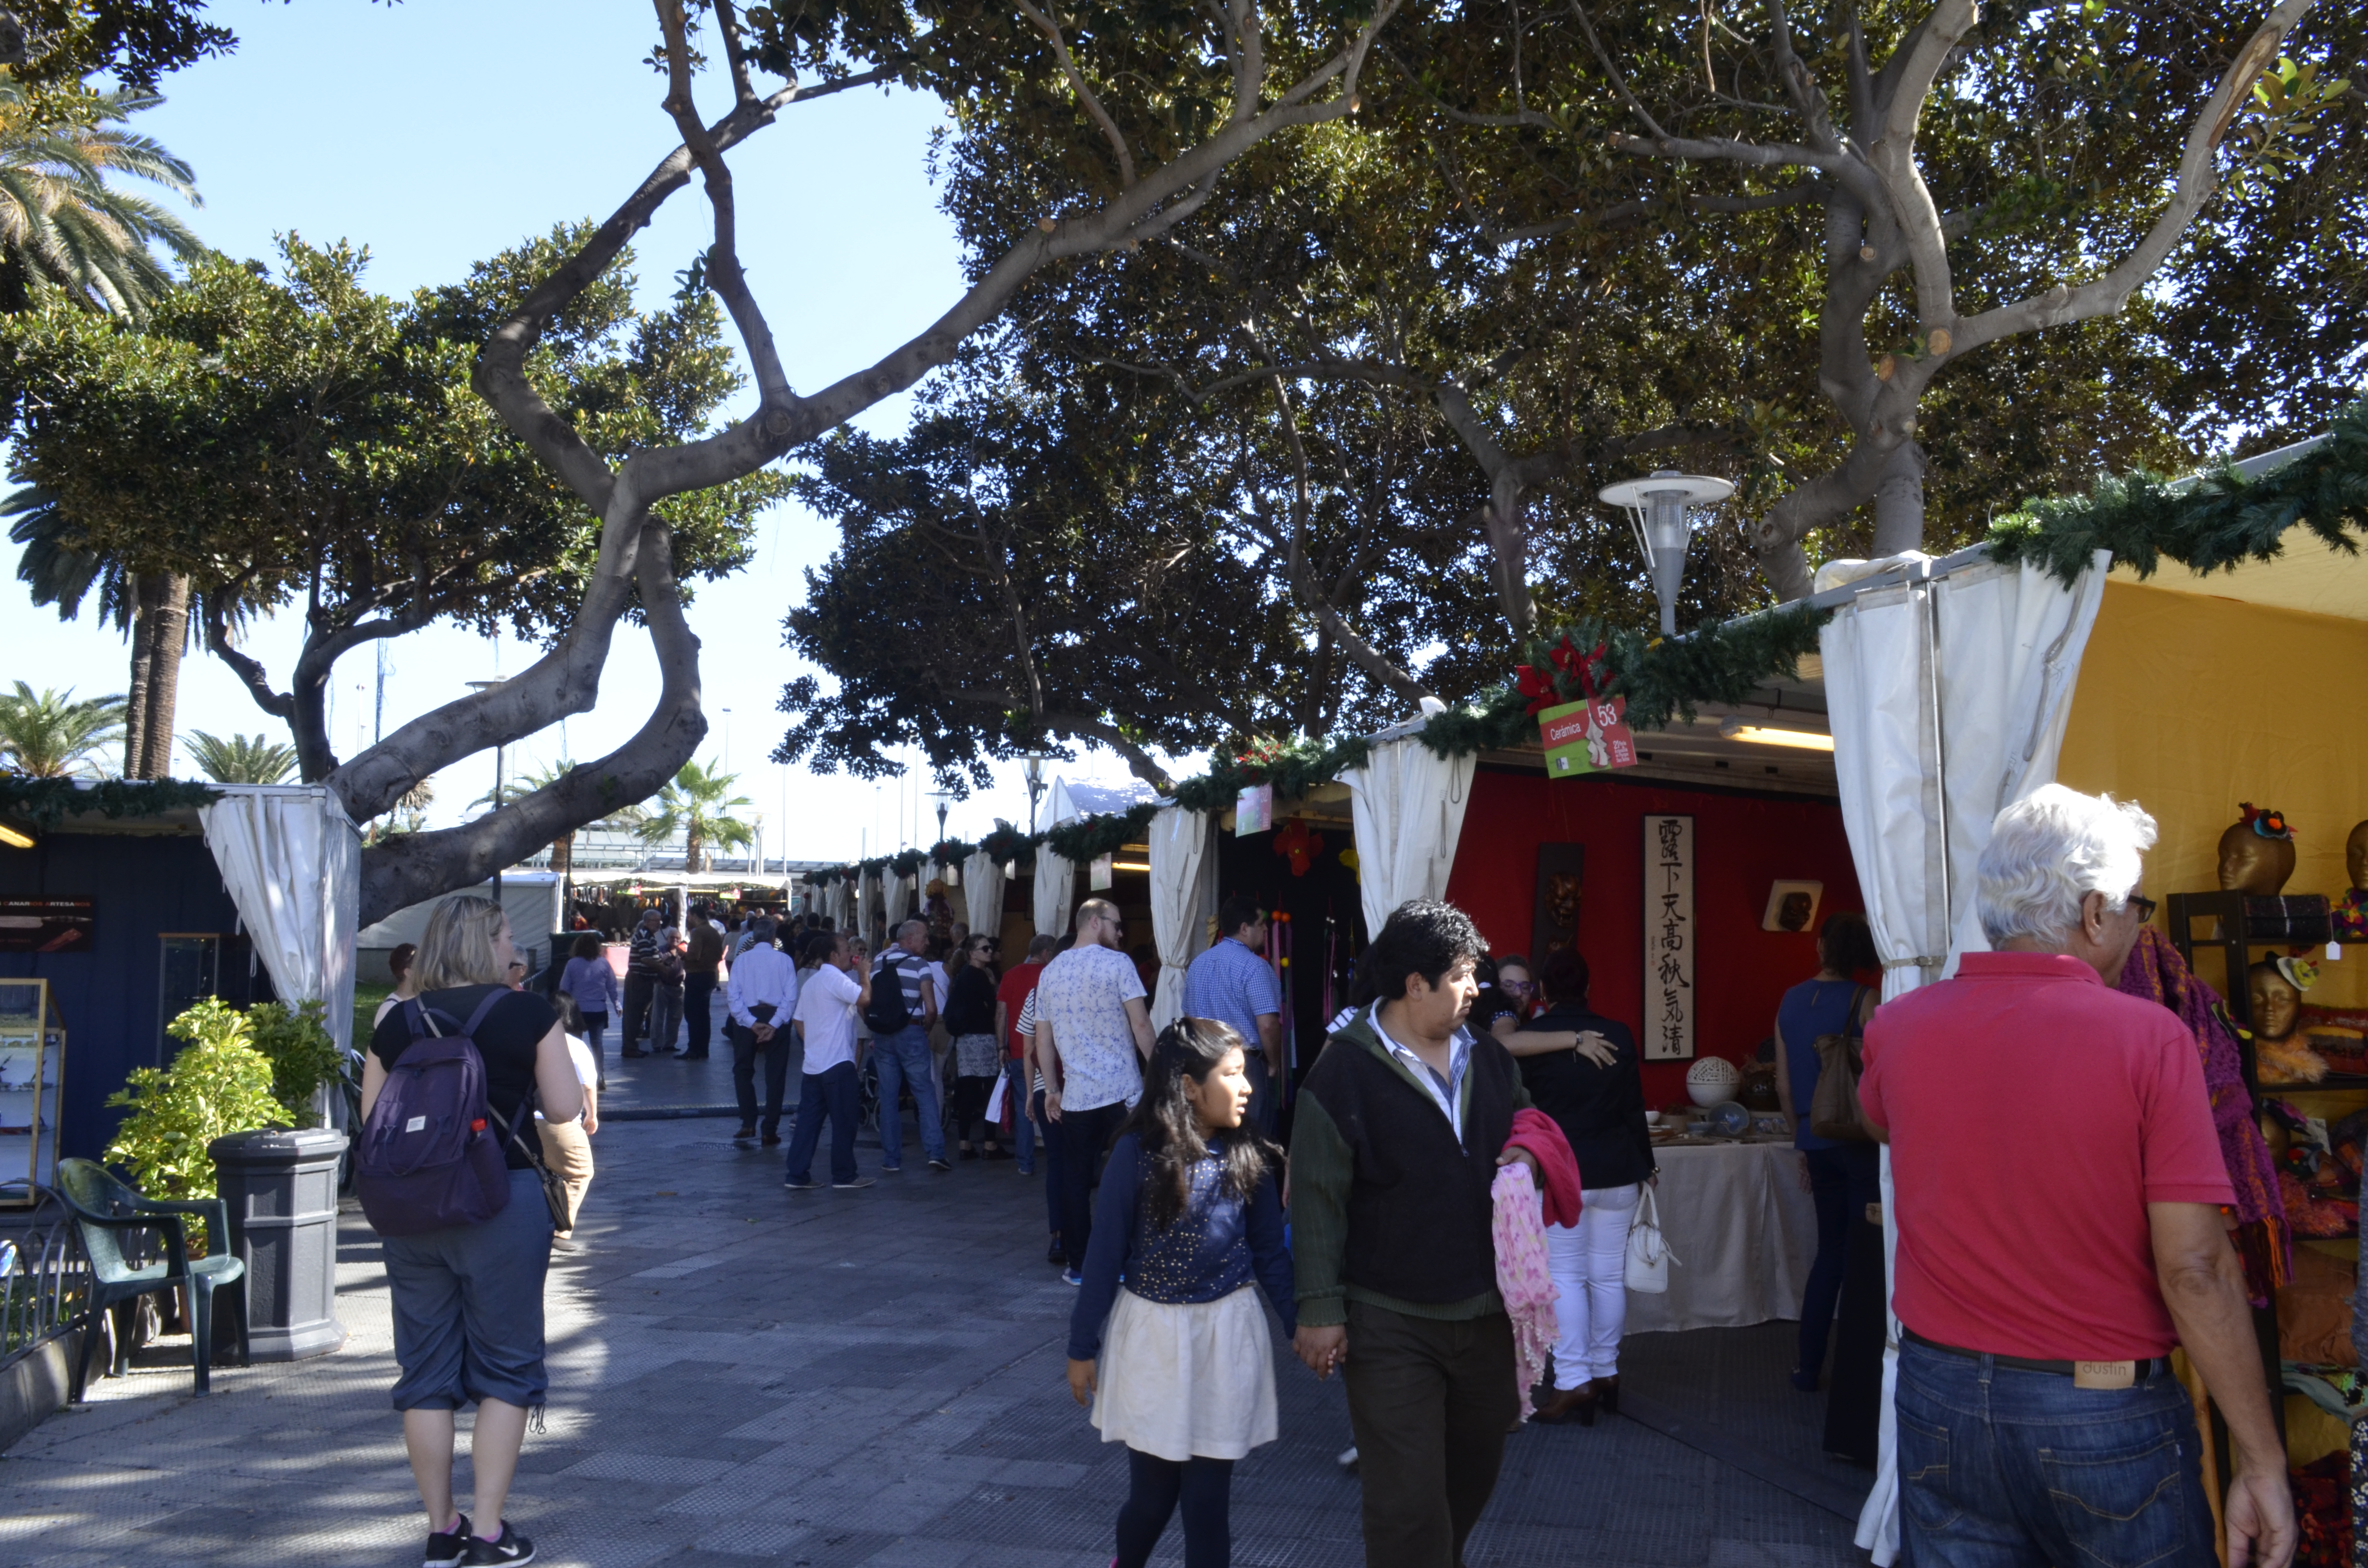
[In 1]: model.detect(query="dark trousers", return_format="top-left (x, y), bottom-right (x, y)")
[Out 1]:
top-left (684, 973), bottom-right (717, 1057)
top-left (1058, 1101), bottom-right (1129, 1268)
top-left (784, 1061), bottom-right (861, 1185)
top-left (1034, 1087), bottom-right (1063, 1237)
top-left (1798, 1143), bottom-right (1882, 1380)
top-left (1341, 1300), bottom-right (1515, 1568)
top-left (731, 1026), bottom-right (792, 1136)
top-left (1115, 1447), bottom-right (1234, 1568)
top-left (620, 972), bottom-right (655, 1053)
top-left (1825, 1214), bottom-right (1889, 1466)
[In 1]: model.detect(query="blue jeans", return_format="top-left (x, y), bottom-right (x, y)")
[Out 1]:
top-left (784, 1061), bottom-right (861, 1185)
top-left (1895, 1337), bottom-right (2216, 1568)
top-left (1005, 1059), bottom-right (1035, 1173)
top-left (872, 1025), bottom-right (944, 1166)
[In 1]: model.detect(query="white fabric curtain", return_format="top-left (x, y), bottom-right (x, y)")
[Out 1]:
top-left (197, 785), bottom-right (362, 1107)
top-left (856, 871), bottom-right (878, 946)
top-left (1146, 807), bottom-right (1214, 1029)
top-left (963, 849), bottom-right (1006, 949)
top-left (1340, 732), bottom-right (1477, 941)
top-left (1824, 550), bottom-right (2109, 1564)
top-left (1033, 848), bottom-right (1074, 941)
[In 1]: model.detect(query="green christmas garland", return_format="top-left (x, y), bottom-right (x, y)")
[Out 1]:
top-left (792, 605), bottom-right (1830, 889)
top-left (1985, 394), bottom-right (2368, 586)
top-left (0, 775), bottom-right (223, 827)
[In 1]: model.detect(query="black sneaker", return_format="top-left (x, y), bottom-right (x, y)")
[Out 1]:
top-left (463, 1524), bottom-right (534, 1565)
top-left (426, 1512), bottom-right (471, 1568)
top-left (927, 1157), bottom-right (953, 1172)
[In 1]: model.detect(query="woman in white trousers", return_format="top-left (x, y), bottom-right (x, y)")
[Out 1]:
top-left (1503, 944), bottom-right (1656, 1423)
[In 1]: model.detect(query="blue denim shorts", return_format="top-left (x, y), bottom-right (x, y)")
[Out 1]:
top-left (383, 1168), bottom-right (555, 1411)
top-left (1895, 1337), bottom-right (2216, 1568)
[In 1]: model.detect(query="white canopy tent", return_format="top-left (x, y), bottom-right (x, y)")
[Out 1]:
top-left (1341, 720), bottom-right (1479, 941)
top-left (1145, 806), bottom-right (1217, 1029)
top-left (196, 785), bottom-right (363, 1115)
top-left (1809, 546), bottom-right (2110, 1562)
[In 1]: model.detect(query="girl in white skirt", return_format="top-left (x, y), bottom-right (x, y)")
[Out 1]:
top-left (1066, 1017), bottom-right (1295, 1568)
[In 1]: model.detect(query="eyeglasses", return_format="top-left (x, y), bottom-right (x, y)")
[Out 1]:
top-left (1499, 979), bottom-right (1534, 993)
top-left (2126, 894), bottom-right (2158, 923)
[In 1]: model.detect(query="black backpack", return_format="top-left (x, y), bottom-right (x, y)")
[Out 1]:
top-left (863, 955), bottom-right (913, 1034)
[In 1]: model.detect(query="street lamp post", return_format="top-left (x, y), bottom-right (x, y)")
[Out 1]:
top-left (465, 679), bottom-right (509, 903)
top-left (928, 790), bottom-right (952, 850)
top-left (1022, 755), bottom-right (1049, 836)
top-left (1598, 470), bottom-right (1736, 637)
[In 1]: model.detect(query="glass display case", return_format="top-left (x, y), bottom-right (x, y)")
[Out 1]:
top-left (0, 979), bottom-right (65, 1207)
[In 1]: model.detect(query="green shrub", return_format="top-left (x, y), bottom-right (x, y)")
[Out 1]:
top-left (245, 999), bottom-right (344, 1122)
top-left (104, 997), bottom-right (287, 1206)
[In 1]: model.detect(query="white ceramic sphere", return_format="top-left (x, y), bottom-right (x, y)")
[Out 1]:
top-left (1685, 1056), bottom-right (1741, 1108)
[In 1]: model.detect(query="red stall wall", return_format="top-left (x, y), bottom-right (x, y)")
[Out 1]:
top-left (1442, 768), bottom-right (1864, 1110)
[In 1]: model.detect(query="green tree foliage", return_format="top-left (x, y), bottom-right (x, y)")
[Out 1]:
top-left (0, 230), bottom-right (787, 781)
top-left (242, 999), bottom-right (343, 1124)
top-left (7, 0), bottom-right (242, 91)
top-left (0, 75), bottom-right (200, 315)
top-left (104, 997), bottom-right (286, 1208)
top-left (182, 729), bottom-right (298, 784)
top-left (634, 759), bottom-right (753, 875)
top-left (0, 680), bottom-right (123, 777)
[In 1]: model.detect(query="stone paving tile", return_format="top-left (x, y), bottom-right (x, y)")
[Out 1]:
top-left (0, 1114), bottom-right (1873, 1566)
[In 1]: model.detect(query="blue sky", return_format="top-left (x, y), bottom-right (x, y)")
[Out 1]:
top-left (2, 0), bottom-right (1180, 857)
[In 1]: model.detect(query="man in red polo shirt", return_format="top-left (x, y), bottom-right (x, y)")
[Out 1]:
top-left (1861, 784), bottom-right (2292, 1568)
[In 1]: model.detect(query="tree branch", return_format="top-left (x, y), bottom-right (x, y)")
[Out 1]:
top-left (1014, 0), bottom-right (1137, 187)
top-left (1952, 0), bottom-right (2318, 357)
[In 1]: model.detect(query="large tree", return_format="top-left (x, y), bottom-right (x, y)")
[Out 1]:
top-left (1, 232), bottom-right (779, 787)
top-left (197, 0), bottom-right (1408, 921)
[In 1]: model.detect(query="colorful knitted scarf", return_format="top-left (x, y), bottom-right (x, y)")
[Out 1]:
top-left (1490, 1162), bottom-right (1559, 1420)
top-left (2116, 925), bottom-right (2290, 1301)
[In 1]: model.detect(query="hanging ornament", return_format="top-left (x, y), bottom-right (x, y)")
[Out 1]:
top-left (1274, 818), bottom-right (1325, 877)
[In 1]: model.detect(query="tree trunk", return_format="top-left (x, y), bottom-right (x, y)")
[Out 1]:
top-left (138, 576), bottom-right (189, 780)
top-left (121, 573), bottom-right (191, 779)
top-left (686, 825), bottom-right (704, 877)
top-left (552, 831), bottom-right (574, 879)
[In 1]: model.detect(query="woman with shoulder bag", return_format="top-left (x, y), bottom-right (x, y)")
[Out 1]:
top-left (363, 895), bottom-right (582, 1568)
top-left (1772, 911), bottom-right (1881, 1393)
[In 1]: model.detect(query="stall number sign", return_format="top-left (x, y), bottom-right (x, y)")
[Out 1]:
top-left (1642, 815), bottom-right (1695, 1061)
top-left (1539, 697), bottom-right (1638, 779)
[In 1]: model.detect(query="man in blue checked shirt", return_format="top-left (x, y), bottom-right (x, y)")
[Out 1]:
top-left (1183, 894), bottom-right (1285, 1131)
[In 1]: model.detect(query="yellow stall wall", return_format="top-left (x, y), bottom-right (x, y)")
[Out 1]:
top-left (2056, 579), bottom-right (2368, 1011)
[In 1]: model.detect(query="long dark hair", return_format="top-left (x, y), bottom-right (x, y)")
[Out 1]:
top-left (1122, 1017), bottom-right (1279, 1232)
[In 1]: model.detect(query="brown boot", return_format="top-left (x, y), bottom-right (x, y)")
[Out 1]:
top-left (1533, 1383), bottom-right (1600, 1426)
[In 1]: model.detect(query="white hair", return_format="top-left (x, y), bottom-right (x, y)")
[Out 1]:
top-left (1975, 784), bottom-right (2158, 948)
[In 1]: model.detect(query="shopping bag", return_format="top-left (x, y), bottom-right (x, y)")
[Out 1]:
top-left (984, 1071), bottom-right (1009, 1125)
top-left (1624, 1185), bottom-right (1677, 1294)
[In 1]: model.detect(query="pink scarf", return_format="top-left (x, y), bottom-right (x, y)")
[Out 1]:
top-left (1491, 1162), bottom-right (1559, 1420)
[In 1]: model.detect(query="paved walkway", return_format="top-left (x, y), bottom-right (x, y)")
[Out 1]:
top-left (1, 1107), bottom-right (1874, 1567)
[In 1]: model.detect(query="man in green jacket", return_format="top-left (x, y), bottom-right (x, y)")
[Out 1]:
top-left (1290, 898), bottom-right (1538, 1568)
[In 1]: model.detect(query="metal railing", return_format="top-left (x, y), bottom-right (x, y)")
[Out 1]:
top-left (0, 1187), bottom-right (88, 1372)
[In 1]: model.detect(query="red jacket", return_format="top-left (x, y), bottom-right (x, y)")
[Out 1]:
top-left (1503, 1108), bottom-right (1582, 1227)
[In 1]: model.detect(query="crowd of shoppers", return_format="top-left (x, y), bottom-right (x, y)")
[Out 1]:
top-left (352, 795), bottom-right (2294, 1568)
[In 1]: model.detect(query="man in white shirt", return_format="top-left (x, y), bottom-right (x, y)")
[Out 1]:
top-left (726, 918), bottom-right (799, 1145)
top-left (1035, 897), bottom-right (1154, 1281)
top-left (785, 931), bottom-right (875, 1190)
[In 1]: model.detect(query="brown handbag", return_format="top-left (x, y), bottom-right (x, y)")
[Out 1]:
top-left (1808, 985), bottom-right (1875, 1143)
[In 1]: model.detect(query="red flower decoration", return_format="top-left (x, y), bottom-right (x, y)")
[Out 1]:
top-left (1516, 664), bottom-right (1559, 715)
top-left (1274, 818), bottom-right (1325, 877)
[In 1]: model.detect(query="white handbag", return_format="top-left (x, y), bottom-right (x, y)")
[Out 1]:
top-left (1624, 1185), bottom-right (1677, 1294)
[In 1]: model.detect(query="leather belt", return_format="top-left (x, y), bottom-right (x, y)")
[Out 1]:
top-left (1903, 1329), bottom-right (2168, 1381)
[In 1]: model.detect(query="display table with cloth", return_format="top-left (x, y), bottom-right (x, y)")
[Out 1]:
top-left (1622, 1141), bottom-right (1821, 1334)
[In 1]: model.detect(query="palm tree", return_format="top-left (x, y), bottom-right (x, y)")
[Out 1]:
top-left (634, 760), bottom-right (753, 875)
top-left (183, 730), bottom-right (297, 784)
top-left (0, 78), bottom-right (203, 316)
top-left (0, 683), bottom-right (126, 778)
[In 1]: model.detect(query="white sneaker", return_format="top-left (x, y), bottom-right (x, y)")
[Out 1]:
top-left (1336, 1445), bottom-right (1358, 1469)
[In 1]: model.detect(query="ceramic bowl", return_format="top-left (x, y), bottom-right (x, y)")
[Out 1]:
top-left (1685, 1055), bottom-right (1741, 1108)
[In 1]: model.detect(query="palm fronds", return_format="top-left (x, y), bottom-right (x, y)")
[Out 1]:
top-left (0, 79), bottom-right (201, 317)
top-left (0, 682), bottom-right (126, 778)
top-left (183, 730), bottom-right (297, 784)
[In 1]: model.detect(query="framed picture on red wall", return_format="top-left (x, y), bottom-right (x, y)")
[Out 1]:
top-left (1531, 843), bottom-right (1584, 961)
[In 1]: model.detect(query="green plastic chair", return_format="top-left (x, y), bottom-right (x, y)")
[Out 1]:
top-left (55, 1159), bottom-right (249, 1397)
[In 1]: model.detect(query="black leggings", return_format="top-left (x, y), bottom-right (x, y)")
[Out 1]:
top-left (1115, 1448), bottom-right (1233, 1568)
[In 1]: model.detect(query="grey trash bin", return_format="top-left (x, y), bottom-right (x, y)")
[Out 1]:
top-left (208, 1127), bottom-right (349, 1361)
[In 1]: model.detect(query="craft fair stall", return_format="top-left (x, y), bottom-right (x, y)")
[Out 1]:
top-left (1826, 410), bottom-right (2368, 1565)
top-left (0, 781), bottom-right (359, 1172)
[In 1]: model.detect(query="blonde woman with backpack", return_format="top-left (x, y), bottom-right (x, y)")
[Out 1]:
top-left (362, 894), bottom-right (581, 1567)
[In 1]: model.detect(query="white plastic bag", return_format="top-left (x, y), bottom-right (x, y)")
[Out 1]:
top-left (1624, 1184), bottom-right (1677, 1294)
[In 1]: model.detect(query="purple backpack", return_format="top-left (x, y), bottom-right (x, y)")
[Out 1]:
top-left (356, 993), bottom-right (516, 1237)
